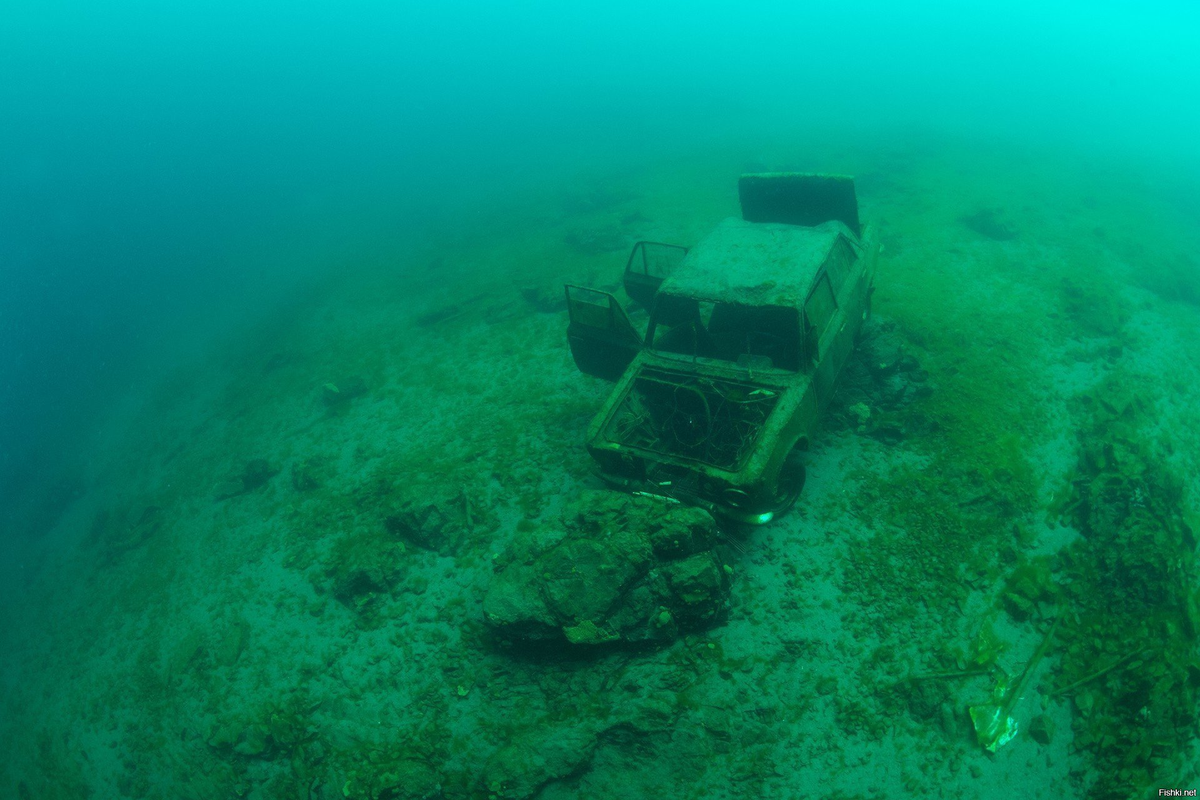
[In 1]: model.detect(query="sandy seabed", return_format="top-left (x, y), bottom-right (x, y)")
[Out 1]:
top-left (3, 133), bottom-right (1199, 800)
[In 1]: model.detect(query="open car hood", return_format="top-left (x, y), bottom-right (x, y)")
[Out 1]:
top-left (596, 360), bottom-right (792, 473)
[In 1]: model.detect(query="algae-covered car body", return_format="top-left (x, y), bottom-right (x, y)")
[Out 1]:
top-left (564, 174), bottom-right (878, 524)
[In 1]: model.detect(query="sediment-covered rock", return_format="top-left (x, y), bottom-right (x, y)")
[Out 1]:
top-left (483, 491), bottom-right (730, 647)
top-left (483, 724), bottom-right (598, 799)
top-left (214, 458), bottom-right (279, 500)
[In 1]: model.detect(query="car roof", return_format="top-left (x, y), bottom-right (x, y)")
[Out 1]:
top-left (658, 217), bottom-right (856, 308)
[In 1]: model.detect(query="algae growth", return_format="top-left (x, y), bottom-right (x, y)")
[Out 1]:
top-left (2, 139), bottom-right (1198, 800)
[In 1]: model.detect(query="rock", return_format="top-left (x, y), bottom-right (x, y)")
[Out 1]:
top-left (321, 528), bottom-right (405, 615)
top-left (560, 184), bottom-right (639, 214)
top-left (618, 691), bottom-right (679, 733)
top-left (322, 375), bottom-right (368, 408)
top-left (241, 459), bottom-right (276, 490)
top-left (848, 402), bottom-right (871, 428)
top-left (564, 619), bottom-right (620, 645)
top-left (368, 759), bottom-right (441, 800)
top-left (605, 581), bottom-right (672, 643)
top-left (867, 354), bottom-right (901, 379)
top-left (870, 421), bottom-right (906, 444)
top-left (342, 757), bottom-right (441, 800)
top-left (647, 505), bottom-right (717, 559)
top-left (233, 724), bottom-right (269, 757)
top-left (261, 352), bottom-right (290, 374)
top-left (1001, 590), bottom-right (1035, 621)
top-left (385, 500), bottom-right (465, 556)
top-left (482, 563), bottom-right (560, 642)
top-left (206, 722), bottom-right (238, 750)
top-left (215, 459), bottom-right (278, 500)
top-left (830, 320), bottom-right (934, 434)
top-left (104, 506), bottom-right (164, 557)
top-left (662, 551), bottom-right (726, 626)
top-left (1001, 557), bottom-right (1055, 621)
top-left (562, 227), bottom-right (630, 256)
top-left (213, 479), bottom-right (245, 500)
top-left (520, 285), bottom-right (565, 314)
top-left (1028, 713), bottom-right (1054, 745)
top-left (959, 208), bottom-right (1017, 241)
top-left (540, 535), bottom-right (651, 622)
top-left (214, 616), bottom-right (251, 666)
top-left (483, 491), bottom-right (729, 647)
top-left (484, 725), bottom-right (597, 799)
top-left (290, 456), bottom-right (332, 492)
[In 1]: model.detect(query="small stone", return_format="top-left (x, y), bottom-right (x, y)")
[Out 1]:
top-left (322, 375), bottom-right (368, 408)
top-left (233, 725), bottom-right (269, 757)
top-left (241, 459), bottom-right (277, 491)
top-left (563, 620), bottom-right (619, 645)
top-left (1028, 713), bottom-right (1054, 745)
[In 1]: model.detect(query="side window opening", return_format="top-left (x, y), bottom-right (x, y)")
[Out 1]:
top-left (823, 237), bottom-right (858, 293)
top-left (568, 286), bottom-right (620, 329)
top-left (825, 243), bottom-right (847, 293)
top-left (803, 274), bottom-right (838, 359)
top-left (624, 242), bottom-right (689, 309)
top-left (637, 243), bottom-right (687, 278)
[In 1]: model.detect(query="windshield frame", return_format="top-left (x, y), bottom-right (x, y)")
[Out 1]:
top-left (644, 293), bottom-right (804, 372)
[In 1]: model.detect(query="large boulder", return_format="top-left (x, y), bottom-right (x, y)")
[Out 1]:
top-left (483, 491), bottom-right (729, 647)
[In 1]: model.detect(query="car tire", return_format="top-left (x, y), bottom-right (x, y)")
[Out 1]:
top-left (758, 447), bottom-right (807, 521)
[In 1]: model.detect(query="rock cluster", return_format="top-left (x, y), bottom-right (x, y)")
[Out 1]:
top-left (484, 490), bottom-right (729, 647)
top-left (830, 320), bottom-right (933, 442)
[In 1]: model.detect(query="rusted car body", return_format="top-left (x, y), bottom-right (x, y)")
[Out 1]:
top-left (565, 173), bottom-right (878, 523)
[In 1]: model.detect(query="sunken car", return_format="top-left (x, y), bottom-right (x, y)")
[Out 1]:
top-left (565, 173), bottom-right (878, 524)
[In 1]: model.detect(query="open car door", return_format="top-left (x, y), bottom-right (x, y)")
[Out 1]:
top-left (565, 286), bottom-right (643, 381)
top-left (622, 241), bottom-right (688, 309)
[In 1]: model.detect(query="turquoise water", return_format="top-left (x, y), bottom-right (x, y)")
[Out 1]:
top-left (2, 3), bottom-right (1198, 799)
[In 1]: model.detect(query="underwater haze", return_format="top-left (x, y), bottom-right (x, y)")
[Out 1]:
top-left (3, 1), bottom-right (1200, 799)
top-left (3, 2), bottom-right (1198, 527)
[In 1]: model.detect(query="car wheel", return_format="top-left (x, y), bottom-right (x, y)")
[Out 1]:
top-left (767, 457), bottom-right (806, 519)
